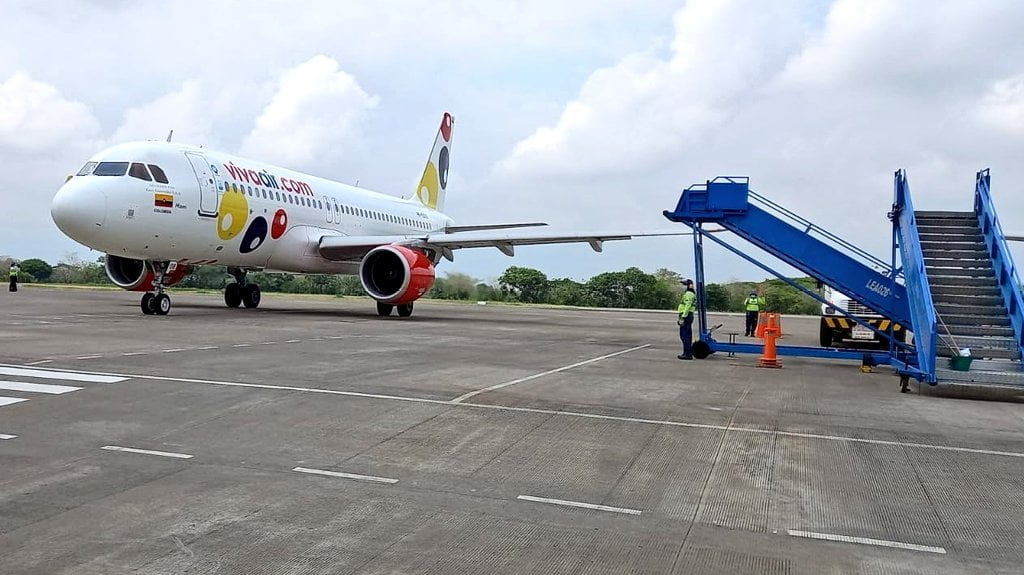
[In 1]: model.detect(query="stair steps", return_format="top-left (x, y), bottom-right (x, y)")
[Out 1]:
top-left (915, 209), bottom-right (1023, 387)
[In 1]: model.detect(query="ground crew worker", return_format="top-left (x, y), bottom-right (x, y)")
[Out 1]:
top-left (8, 263), bottom-right (18, 292)
top-left (744, 285), bottom-right (766, 336)
top-left (677, 279), bottom-right (697, 360)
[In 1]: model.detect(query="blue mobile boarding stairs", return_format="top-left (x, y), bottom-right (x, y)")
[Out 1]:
top-left (663, 170), bottom-right (1024, 390)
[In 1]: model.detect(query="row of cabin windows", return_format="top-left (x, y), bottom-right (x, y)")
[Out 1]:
top-left (240, 184), bottom-right (430, 230)
top-left (77, 161), bottom-right (169, 184)
top-left (238, 184), bottom-right (319, 209)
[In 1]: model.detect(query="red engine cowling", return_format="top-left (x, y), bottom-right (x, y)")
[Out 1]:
top-left (105, 254), bottom-right (191, 291)
top-left (359, 245), bottom-right (436, 305)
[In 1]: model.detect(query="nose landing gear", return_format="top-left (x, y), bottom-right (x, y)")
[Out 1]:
top-left (225, 267), bottom-right (261, 309)
top-left (141, 261), bottom-right (174, 316)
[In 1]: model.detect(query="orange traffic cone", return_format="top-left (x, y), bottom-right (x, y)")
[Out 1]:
top-left (758, 324), bottom-right (783, 368)
top-left (771, 312), bottom-right (784, 339)
top-left (754, 311), bottom-right (768, 338)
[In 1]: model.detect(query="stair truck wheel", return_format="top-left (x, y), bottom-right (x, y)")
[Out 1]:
top-left (692, 340), bottom-right (712, 359)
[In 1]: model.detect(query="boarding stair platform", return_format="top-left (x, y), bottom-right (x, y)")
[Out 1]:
top-left (907, 170), bottom-right (1024, 387)
top-left (665, 169), bottom-right (1024, 389)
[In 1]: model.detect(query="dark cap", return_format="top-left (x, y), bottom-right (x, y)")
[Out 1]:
top-left (681, 279), bottom-right (693, 286)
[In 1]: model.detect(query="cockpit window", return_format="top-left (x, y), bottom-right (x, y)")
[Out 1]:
top-left (129, 163), bottom-right (152, 181)
top-left (93, 162), bottom-right (129, 176)
top-left (76, 161), bottom-right (98, 176)
top-left (147, 164), bottom-right (169, 184)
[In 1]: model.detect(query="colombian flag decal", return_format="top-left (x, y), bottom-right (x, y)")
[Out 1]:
top-left (154, 193), bottom-right (174, 208)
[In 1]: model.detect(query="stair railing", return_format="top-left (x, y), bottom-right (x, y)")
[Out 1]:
top-left (975, 169), bottom-right (1024, 367)
top-left (893, 170), bottom-right (937, 382)
top-left (748, 191), bottom-right (896, 276)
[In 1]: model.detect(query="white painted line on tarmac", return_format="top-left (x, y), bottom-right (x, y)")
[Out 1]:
top-left (0, 381), bottom-right (82, 394)
top-left (76, 355), bottom-right (103, 360)
top-left (25, 360), bottom-right (52, 366)
top-left (0, 434), bottom-right (17, 440)
top-left (101, 445), bottom-right (193, 459)
top-left (787, 530), bottom-right (946, 554)
top-left (161, 349), bottom-right (185, 353)
top-left (232, 344), bottom-right (251, 348)
top-left (122, 352), bottom-right (147, 356)
top-left (285, 339), bottom-right (301, 343)
top-left (197, 346), bottom-right (217, 350)
top-left (10, 363), bottom-right (1024, 461)
top-left (451, 344), bottom-right (651, 403)
top-left (0, 367), bottom-right (126, 384)
top-left (292, 467), bottom-right (398, 484)
top-left (517, 495), bottom-right (641, 515)
top-left (0, 397), bottom-right (29, 407)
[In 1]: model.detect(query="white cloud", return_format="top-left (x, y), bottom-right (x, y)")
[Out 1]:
top-left (0, 72), bottom-right (100, 154)
top-left (975, 75), bottom-right (1024, 138)
top-left (239, 56), bottom-right (379, 171)
top-left (498, 0), bottom-right (809, 178)
top-left (109, 80), bottom-right (216, 146)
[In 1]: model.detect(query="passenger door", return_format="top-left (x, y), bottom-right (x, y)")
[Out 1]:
top-left (185, 152), bottom-right (218, 217)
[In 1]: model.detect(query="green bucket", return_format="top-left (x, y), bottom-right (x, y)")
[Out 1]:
top-left (949, 355), bottom-right (973, 372)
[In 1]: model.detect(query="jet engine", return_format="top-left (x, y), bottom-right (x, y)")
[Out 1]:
top-left (105, 254), bottom-right (191, 291)
top-left (359, 245), bottom-right (436, 305)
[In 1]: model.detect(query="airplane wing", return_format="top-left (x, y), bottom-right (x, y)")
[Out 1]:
top-left (317, 230), bottom-right (697, 262)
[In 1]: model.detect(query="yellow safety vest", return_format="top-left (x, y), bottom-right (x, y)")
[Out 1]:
top-left (677, 290), bottom-right (696, 317)
top-left (745, 296), bottom-right (763, 312)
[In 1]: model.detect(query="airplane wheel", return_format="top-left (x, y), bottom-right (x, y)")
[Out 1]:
top-left (242, 284), bottom-right (261, 308)
top-left (141, 293), bottom-right (156, 315)
top-left (692, 340), bottom-right (712, 359)
top-left (397, 303), bottom-right (414, 317)
top-left (225, 283), bottom-right (242, 308)
top-left (154, 293), bottom-right (171, 316)
top-left (376, 302), bottom-right (393, 317)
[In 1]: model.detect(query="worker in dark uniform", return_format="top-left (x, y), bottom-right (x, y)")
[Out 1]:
top-left (8, 263), bottom-right (18, 292)
top-left (677, 279), bottom-right (697, 360)
top-left (744, 286), bottom-right (766, 336)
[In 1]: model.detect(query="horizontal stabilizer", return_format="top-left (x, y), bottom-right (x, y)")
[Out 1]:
top-left (445, 222), bottom-right (547, 233)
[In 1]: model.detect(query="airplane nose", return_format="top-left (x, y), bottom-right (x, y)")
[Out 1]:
top-left (51, 179), bottom-right (107, 245)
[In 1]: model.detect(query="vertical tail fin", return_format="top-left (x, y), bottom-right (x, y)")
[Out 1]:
top-left (414, 112), bottom-right (454, 212)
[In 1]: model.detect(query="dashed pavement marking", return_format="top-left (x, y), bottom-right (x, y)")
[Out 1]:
top-left (517, 495), bottom-right (642, 515)
top-left (101, 445), bottom-right (193, 459)
top-left (292, 467), bottom-right (398, 484)
top-left (787, 530), bottom-right (946, 554)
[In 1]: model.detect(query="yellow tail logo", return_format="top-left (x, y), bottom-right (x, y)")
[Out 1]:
top-left (415, 113), bottom-right (453, 211)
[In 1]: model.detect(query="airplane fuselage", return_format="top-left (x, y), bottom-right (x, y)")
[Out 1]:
top-left (52, 141), bottom-right (454, 274)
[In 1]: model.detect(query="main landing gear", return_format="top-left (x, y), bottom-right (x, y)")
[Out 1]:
top-left (376, 302), bottom-right (414, 317)
top-left (224, 267), bottom-right (261, 309)
top-left (141, 261), bottom-right (174, 316)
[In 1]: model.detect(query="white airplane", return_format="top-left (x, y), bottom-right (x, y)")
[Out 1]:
top-left (51, 112), bottom-right (681, 317)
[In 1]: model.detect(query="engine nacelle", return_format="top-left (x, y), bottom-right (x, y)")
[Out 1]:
top-left (359, 245), bottom-right (436, 305)
top-left (105, 254), bottom-right (190, 291)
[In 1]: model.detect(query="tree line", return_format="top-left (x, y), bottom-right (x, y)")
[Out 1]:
top-left (2, 256), bottom-right (823, 314)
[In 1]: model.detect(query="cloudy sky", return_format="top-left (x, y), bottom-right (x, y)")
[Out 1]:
top-left (2, 0), bottom-right (1023, 284)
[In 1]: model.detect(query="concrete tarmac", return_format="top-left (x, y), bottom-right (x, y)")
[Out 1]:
top-left (1, 286), bottom-right (1023, 574)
